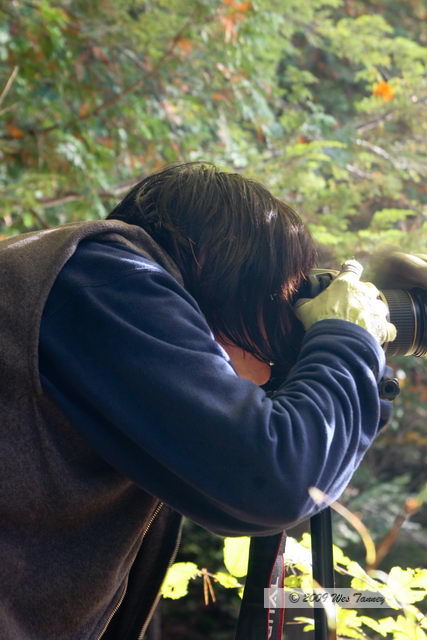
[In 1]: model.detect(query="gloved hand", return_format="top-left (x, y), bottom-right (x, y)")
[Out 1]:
top-left (294, 259), bottom-right (397, 345)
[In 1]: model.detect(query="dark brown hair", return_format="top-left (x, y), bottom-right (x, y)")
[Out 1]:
top-left (107, 162), bottom-right (316, 369)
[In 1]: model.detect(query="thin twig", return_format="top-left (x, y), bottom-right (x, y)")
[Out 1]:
top-left (0, 66), bottom-right (19, 108)
top-left (121, 48), bottom-right (147, 71)
top-left (354, 138), bottom-right (410, 170)
top-left (355, 109), bottom-right (395, 133)
top-left (355, 94), bottom-right (427, 133)
top-left (345, 163), bottom-right (372, 180)
top-left (29, 208), bottom-right (49, 229)
top-left (34, 176), bottom-right (140, 209)
top-left (0, 102), bottom-right (18, 117)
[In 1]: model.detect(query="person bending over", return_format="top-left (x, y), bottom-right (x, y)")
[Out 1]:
top-left (0, 162), bottom-right (395, 639)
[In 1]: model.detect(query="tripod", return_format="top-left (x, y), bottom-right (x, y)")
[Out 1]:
top-left (235, 507), bottom-right (336, 640)
top-left (311, 508), bottom-right (336, 640)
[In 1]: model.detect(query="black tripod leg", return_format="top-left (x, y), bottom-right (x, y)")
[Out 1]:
top-left (310, 508), bottom-right (336, 640)
top-left (235, 532), bottom-right (287, 640)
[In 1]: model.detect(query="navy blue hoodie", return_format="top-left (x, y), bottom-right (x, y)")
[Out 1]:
top-left (39, 240), bottom-right (389, 536)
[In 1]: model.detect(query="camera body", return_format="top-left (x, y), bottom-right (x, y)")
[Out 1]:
top-left (298, 269), bottom-right (427, 357)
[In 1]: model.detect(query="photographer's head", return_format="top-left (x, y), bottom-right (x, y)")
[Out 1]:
top-left (108, 162), bottom-right (316, 369)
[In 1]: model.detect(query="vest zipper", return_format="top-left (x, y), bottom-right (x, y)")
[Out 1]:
top-left (96, 579), bottom-right (129, 640)
top-left (137, 523), bottom-right (181, 640)
top-left (97, 501), bottom-right (164, 640)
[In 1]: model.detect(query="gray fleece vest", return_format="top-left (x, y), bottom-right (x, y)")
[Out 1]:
top-left (0, 220), bottom-right (183, 640)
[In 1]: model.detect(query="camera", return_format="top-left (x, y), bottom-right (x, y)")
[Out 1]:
top-left (298, 269), bottom-right (427, 357)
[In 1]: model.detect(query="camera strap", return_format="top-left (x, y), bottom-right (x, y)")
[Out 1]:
top-left (235, 531), bottom-right (287, 640)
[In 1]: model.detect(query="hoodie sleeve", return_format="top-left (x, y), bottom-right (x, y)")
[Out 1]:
top-left (39, 241), bottom-right (387, 536)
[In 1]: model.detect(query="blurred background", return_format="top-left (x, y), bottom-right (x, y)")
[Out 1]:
top-left (1, 1), bottom-right (426, 638)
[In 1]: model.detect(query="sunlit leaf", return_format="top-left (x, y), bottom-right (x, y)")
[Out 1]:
top-left (161, 562), bottom-right (199, 600)
top-left (214, 571), bottom-right (241, 588)
top-left (223, 537), bottom-right (250, 578)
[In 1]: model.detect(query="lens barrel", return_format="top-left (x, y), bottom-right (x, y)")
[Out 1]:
top-left (381, 288), bottom-right (427, 357)
top-left (302, 270), bottom-right (427, 358)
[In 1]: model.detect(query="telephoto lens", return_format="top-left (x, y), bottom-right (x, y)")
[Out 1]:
top-left (381, 288), bottom-right (427, 357)
top-left (297, 271), bottom-right (427, 357)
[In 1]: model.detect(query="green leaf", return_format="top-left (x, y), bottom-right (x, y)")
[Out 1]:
top-left (214, 571), bottom-right (241, 589)
top-left (391, 614), bottom-right (427, 640)
top-left (359, 615), bottom-right (391, 638)
top-left (310, 224), bottom-right (343, 246)
top-left (283, 536), bottom-right (312, 567)
top-left (386, 567), bottom-right (427, 605)
top-left (332, 544), bottom-right (351, 568)
top-left (336, 609), bottom-right (364, 639)
top-left (294, 616), bottom-right (315, 632)
top-left (371, 208), bottom-right (414, 231)
top-left (161, 562), bottom-right (199, 600)
top-left (223, 537), bottom-right (250, 578)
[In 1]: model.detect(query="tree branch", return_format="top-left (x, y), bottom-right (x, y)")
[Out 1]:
top-left (355, 94), bottom-right (427, 133)
top-left (29, 207), bottom-right (49, 229)
top-left (0, 102), bottom-right (18, 117)
top-left (34, 176), bottom-right (140, 210)
top-left (0, 66), bottom-right (19, 108)
top-left (345, 163), bottom-right (372, 180)
top-left (354, 138), bottom-right (410, 170)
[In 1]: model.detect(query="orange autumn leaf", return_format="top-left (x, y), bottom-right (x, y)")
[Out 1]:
top-left (405, 497), bottom-right (421, 515)
top-left (372, 81), bottom-right (395, 102)
top-left (127, 153), bottom-right (145, 169)
top-left (5, 122), bottom-right (25, 138)
top-left (97, 137), bottom-right (114, 148)
top-left (235, 1), bottom-right (251, 11)
top-left (220, 15), bottom-right (238, 43)
top-left (79, 103), bottom-right (90, 117)
top-left (176, 37), bottom-right (193, 53)
top-left (256, 127), bottom-right (266, 143)
top-left (92, 46), bottom-right (109, 63)
top-left (74, 61), bottom-right (85, 81)
top-left (230, 73), bottom-right (245, 83)
top-left (223, 0), bottom-right (251, 10)
top-left (220, 0), bottom-right (251, 42)
top-left (26, 33), bottom-right (44, 60)
top-left (212, 92), bottom-right (227, 101)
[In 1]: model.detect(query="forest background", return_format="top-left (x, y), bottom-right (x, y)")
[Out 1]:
top-left (0, 0), bottom-right (426, 638)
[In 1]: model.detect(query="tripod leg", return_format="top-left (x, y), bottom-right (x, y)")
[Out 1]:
top-left (235, 532), bottom-right (287, 640)
top-left (311, 508), bottom-right (336, 640)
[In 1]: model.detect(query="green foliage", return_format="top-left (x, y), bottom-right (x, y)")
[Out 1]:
top-left (2, 1), bottom-right (427, 636)
top-left (163, 532), bottom-right (427, 639)
top-left (161, 536), bottom-right (246, 600)
top-left (2, 0), bottom-right (427, 252)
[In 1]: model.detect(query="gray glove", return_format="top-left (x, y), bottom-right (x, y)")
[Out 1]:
top-left (295, 259), bottom-right (397, 345)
